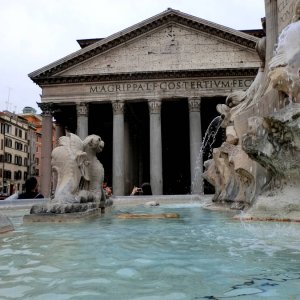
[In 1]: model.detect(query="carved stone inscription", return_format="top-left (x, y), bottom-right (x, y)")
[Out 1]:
top-left (90, 78), bottom-right (253, 94)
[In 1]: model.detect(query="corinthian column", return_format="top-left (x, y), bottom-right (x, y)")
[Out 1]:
top-left (188, 97), bottom-right (203, 194)
top-left (76, 102), bottom-right (89, 140)
top-left (112, 101), bottom-right (125, 196)
top-left (38, 102), bottom-right (55, 197)
top-left (148, 99), bottom-right (163, 195)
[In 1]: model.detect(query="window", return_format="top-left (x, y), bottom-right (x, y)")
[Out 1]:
top-left (24, 158), bottom-right (28, 166)
top-left (3, 170), bottom-right (11, 179)
top-left (4, 124), bottom-right (11, 134)
top-left (15, 142), bottom-right (23, 151)
top-left (14, 155), bottom-right (22, 166)
top-left (19, 129), bottom-right (22, 138)
top-left (1, 123), bottom-right (11, 134)
top-left (24, 172), bottom-right (28, 181)
top-left (35, 169), bottom-right (39, 176)
top-left (5, 138), bottom-right (12, 148)
top-left (4, 153), bottom-right (12, 163)
top-left (14, 171), bottom-right (22, 180)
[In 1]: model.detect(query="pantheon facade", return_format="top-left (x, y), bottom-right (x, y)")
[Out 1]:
top-left (29, 9), bottom-right (263, 197)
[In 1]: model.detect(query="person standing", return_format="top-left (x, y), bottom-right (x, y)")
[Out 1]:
top-left (18, 177), bottom-right (44, 199)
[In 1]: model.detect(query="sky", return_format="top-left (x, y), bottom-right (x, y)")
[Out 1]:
top-left (0, 0), bottom-right (265, 114)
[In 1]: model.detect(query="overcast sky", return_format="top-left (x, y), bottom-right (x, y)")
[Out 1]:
top-left (0, 0), bottom-right (265, 113)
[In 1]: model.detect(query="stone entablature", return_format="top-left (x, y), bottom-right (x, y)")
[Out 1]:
top-left (41, 76), bottom-right (254, 103)
top-left (34, 68), bottom-right (258, 85)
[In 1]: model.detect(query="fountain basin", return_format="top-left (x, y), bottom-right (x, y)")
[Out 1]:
top-left (1, 197), bottom-right (300, 299)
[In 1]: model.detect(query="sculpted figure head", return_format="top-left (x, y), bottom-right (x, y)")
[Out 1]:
top-left (83, 135), bottom-right (105, 153)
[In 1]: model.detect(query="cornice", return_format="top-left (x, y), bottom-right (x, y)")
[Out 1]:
top-left (34, 68), bottom-right (258, 85)
top-left (29, 9), bottom-right (259, 82)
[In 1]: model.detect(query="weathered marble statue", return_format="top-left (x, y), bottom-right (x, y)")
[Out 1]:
top-left (51, 133), bottom-right (106, 205)
top-left (203, 2), bottom-right (300, 220)
top-left (27, 133), bottom-right (112, 219)
top-left (203, 33), bottom-right (268, 209)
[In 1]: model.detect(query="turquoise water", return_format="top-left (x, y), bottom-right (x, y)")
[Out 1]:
top-left (1, 202), bottom-right (300, 299)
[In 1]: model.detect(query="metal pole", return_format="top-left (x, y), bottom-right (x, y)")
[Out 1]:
top-left (2, 123), bottom-right (5, 194)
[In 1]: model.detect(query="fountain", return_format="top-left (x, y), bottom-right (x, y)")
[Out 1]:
top-left (1, 2), bottom-right (300, 298)
top-left (23, 133), bottom-right (113, 222)
top-left (203, 1), bottom-right (300, 221)
top-left (1, 202), bottom-right (300, 298)
top-left (0, 213), bottom-right (14, 233)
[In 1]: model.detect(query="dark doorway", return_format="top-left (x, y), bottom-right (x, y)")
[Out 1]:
top-left (55, 105), bottom-right (77, 134)
top-left (125, 101), bottom-right (150, 192)
top-left (201, 96), bottom-right (226, 194)
top-left (161, 99), bottom-right (190, 195)
top-left (89, 103), bottom-right (113, 187)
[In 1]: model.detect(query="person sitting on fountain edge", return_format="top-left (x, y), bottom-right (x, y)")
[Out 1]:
top-left (18, 177), bottom-right (44, 199)
top-left (102, 177), bottom-right (112, 198)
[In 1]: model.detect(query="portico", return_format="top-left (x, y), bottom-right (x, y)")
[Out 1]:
top-left (30, 8), bottom-right (262, 197)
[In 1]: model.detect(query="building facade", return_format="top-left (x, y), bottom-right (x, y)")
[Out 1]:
top-left (20, 113), bottom-right (43, 186)
top-left (0, 112), bottom-right (30, 195)
top-left (29, 9), bottom-right (263, 197)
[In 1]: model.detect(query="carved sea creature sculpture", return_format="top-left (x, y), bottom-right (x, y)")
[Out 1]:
top-left (51, 133), bottom-right (106, 205)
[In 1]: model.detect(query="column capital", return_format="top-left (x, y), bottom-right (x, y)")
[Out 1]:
top-left (76, 102), bottom-right (89, 116)
top-left (112, 101), bottom-right (125, 115)
top-left (38, 102), bottom-right (56, 117)
top-left (148, 99), bottom-right (162, 114)
top-left (188, 97), bottom-right (201, 112)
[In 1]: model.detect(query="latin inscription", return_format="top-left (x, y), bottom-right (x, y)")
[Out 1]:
top-left (90, 79), bottom-right (253, 94)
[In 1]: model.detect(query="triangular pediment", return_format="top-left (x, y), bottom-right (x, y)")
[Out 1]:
top-left (29, 8), bottom-right (260, 83)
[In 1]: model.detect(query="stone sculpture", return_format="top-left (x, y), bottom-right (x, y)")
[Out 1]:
top-left (203, 2), bottom-right (300, 220)
top-left (203, 143), bottom-right (257, 210)
top-left (51, 133), bottom-right (106, 205)
top-left (25, 133), bottom-right (111, 221)
top-left (268, 20), bottom-right (300, 100)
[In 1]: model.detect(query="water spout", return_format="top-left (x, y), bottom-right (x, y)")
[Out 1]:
top-left (191, 116), bottom-right (223, 194)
